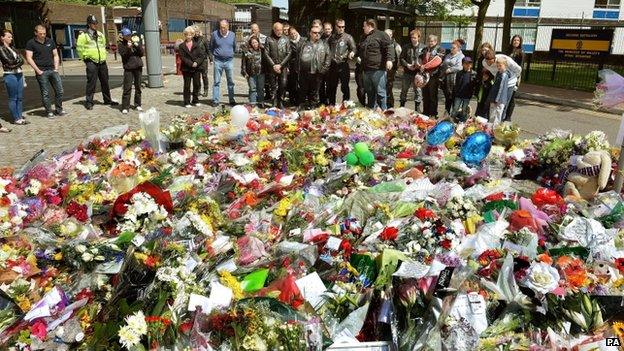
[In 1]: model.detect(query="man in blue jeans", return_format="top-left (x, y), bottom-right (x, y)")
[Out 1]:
top-left (356, 19), bottom-right (394, 110)
top-left (209, 19), bottom-right (236, 107)
top-left (25, 25), bottom-right (65, 118)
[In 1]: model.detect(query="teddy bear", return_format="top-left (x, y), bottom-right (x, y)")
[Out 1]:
top-left (563, 150), bottom-right (612, 200)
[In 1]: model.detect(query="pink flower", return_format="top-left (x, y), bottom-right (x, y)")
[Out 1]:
top-left (31, 320), bottom-right (47, 340)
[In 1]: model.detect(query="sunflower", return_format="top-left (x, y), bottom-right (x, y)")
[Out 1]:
top-left (613, 321), bottom-right (624, 344)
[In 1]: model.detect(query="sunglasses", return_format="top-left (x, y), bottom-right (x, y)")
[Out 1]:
top-left (311, 31), bottom-right (321, 35)
top-left (337, 25), bottom-right (345, 28)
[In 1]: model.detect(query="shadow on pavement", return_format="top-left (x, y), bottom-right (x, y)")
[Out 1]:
top-left (0, 74), bottom-right (125, 115)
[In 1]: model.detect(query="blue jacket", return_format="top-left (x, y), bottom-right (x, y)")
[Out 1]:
top-left (488, 70), bottom-right (510, 104)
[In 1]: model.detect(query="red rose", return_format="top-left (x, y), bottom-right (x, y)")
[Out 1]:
top-left (397, 150), bottom-right (415, 159)
top-left (414, 207), bottom-right (436, 221)
top-left (66, 201), bottom-right (89, 222)
top-left (380, 227), bottom-right (399, 241)
top-left (179, 321), bottom-right (193, 334)
top-left (31, 320), bottom-right (47, 340)
top-left (440, 239), bottom-right (452, 249)
top-left (615, 258), bottom-right (624, 274)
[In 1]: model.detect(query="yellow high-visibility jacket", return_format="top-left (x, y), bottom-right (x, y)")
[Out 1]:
top-left (76, 30), bottom-right (107, 63)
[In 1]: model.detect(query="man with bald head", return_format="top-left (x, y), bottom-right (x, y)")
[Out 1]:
top-left (263, 22), bottom-right (291, 108)
top-left (245, 23), bottom-right (267, 48)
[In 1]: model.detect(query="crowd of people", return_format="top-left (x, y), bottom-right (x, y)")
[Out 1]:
top-left (179, 18), bottom-right (524, 125)
top-left (0, 15), bottom-right (526, 133)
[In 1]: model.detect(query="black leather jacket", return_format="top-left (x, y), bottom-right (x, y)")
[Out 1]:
top-left (289, 35), bottom-right (307, 72)
top-left (357, 29), bottom-right (395, 71)
top-left (328, 32), bottom-right (356, 64)
top-left (299, 39), bottom-right (331, 75)
top-left (400, 43), bottom-right (424, 73)
top-left (263, 34), bottom-right (292, 68)
top-left (241, 48), bottom-right (263, 76)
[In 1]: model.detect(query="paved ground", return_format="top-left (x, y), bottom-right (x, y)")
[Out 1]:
top-left (0, 54), bottom-right (621, 168)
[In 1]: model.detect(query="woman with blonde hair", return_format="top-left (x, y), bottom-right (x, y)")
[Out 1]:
top-left (178, 26), bottom-right (206, 107)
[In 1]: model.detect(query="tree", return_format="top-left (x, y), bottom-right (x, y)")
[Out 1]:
top-left (471, 0), bottom-right (492, 55)
top-left (502, 0), bottom-right (517, 53)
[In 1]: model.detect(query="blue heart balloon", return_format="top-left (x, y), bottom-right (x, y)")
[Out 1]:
top-left (461, 132), bottom-right (492, 165)
top-left (426, 121), bottom-right (455, 146)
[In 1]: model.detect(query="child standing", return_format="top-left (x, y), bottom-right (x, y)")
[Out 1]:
top-left (241, 36), bottom-right (264, 107)
top-left (450, 56), bottom-right (476, 122)
top-left (475, 69), bottom-right (493, 119)
top-left (487, 57), bottom-right (510, 125)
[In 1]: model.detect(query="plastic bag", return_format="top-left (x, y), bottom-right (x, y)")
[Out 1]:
top-left (86, 124), bottom-right (128, 142)
top-left (139, 108), bottom-right (165, 153)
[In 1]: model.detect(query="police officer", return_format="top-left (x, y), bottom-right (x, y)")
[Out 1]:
top-left (327, 19), bottom-right (356, 106)
top-left (263, 22), bottom-right (291, 109)
top-left (77, 14), bottom-right (118, 110)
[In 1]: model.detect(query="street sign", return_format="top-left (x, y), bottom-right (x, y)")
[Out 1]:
top-left (549, 29), bottom-right (613, 60)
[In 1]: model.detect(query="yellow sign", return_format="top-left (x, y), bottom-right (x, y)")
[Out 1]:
top-left (551, 39), bottom-right (610, 51)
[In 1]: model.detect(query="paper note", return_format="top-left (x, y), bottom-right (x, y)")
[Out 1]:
top-left (216, 259), bottom-right (237, 273)
top-left (326, 236), bottom-right (343, 251)
top-left (450, 293), bottom-right (488, 334)
top-left (187, 293), bottom-right (212, 313)
top-left (393, 261), bottom-right (429, 279)
top-left (94, 260), bottom-right (124, 274)
top-left (209, 281), bottom-right (233, 309)
top-left (295, 272), bottom-right (327, 309)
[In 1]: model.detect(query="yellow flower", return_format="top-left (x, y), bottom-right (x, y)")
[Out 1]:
top-left (134, 252), bottom-right (148, 263)
top-left (394, 159), bottom-right (407, 172)
top-left (612, 278), bottom-right (624, 289)
top-left (15, 295), bottom-right (31, 311)
top-left (53, 252), bottom-right (63, 260)
top-left (258, 140), bottom-right (272, 151)
top-left (259, 130), bottom-right (269, 136)
top-left (274, 198), bottom-right (292, 217)
top-left (613, 322), bottom-right (624, 343)
top-left (219, 271), bottom-right (244, 300)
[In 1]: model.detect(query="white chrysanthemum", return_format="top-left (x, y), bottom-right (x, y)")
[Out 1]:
top-left (25, 179), bottom-right (42, 196)
top-left (187, 212), bottom-right (213, 237)
top-left (118, 325), bottom-right (141, 349)
top-left (0, 178), bottom-right (10, 196)
top-left (268, 148), bottom-right (282, 160)
top-left (125, 311), bottom-right (147, 335)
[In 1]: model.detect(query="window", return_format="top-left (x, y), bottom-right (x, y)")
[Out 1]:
top-left (511, 25), bottom-right (537, 45)
top-left (595, 0), bottom-right (621, 9)
top-left (441, 24), bottom-right (468, 44)
top-left (515, 0), bottom-right (541, 7)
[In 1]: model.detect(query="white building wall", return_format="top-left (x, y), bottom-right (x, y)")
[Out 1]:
top-left (539, 0), bottom-right (594, 19)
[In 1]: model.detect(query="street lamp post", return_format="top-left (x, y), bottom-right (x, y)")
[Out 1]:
top-left (142, 0), bottom-right (163, 88)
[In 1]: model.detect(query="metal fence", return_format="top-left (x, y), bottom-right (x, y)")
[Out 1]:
top-left (411, 22), bottom-right (624, 91)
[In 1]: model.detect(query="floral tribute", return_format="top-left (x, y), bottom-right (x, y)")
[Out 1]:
top-left (0, 103), bottom-right (623, 350)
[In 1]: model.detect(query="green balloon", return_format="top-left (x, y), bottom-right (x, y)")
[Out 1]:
top-left (359, 151), bottom-right (375, 167)
top-left (354, 142), bottom-right (369, 154)
top-left (346, 152), bottom-right (359, 166)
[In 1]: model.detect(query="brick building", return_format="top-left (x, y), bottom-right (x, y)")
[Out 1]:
top-left (0, 0), bottom-right (234, 58)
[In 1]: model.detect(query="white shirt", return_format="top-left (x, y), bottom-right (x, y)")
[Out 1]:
top-left (482, 54), bottom-right (522, 87)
